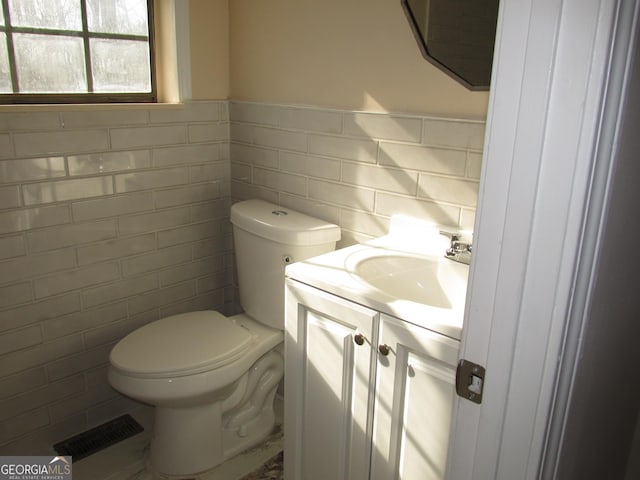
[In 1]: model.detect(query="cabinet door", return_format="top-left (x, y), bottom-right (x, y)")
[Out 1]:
top-left (284, 279), bottom-right (378, 480)
top-left (371, 314), bottom-right (460, 480)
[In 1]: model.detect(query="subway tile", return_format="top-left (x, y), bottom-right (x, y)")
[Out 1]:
top-left (229, 102), bottom-right (280, 126)
top-left (118, 208), bottom-right (190, 236)
top-left (71, 192), bottom-right (154, 221)
top-left (279, 107), bottom-right (343, 134)
top-left (0, 157), bottom-right (66, 183)
top-left (0, 334), bottom-right (83, 377)
top-left (82, 274), bottom-right (158, 308)
top-left (460, 208), bottom-right (476, 231)
top-left (188, 123), bottom-right (229, 143)
top-left (196, 270), bottom-right (231, 294)
top-left (230, 123), bottom-right (254, 143)
top-left (0, 375), bottom-right (84, 422)
top-left (231, 163), bottom-right (252, 183)
top-left (0, 293), bottom-right (81, 333)
top-left (13, 130), bottom-right (109, 157)
top-left (342, 163), bottom-right (419, 196)
top-left (378, 142), bottom-right (467, 176)
top-left (190, 198), bottom-right (230, 223)
top-left (280, 152), bottom-right (341, 181)
top-left (252, 127), bottom-right (307, 153)
top-left (232, 180), bottom-right (279, 204)
top-left (23, 176), bottom-right (114, 206)
top-left (157, 220), bottom-right (221, 248)
top-left (253, 168), bottom-right (307, 196)
top-left (468, 152), bottom-right (483, 179)
top-left (127, 281), bottom-right (196, 316)
top-left (0, 134), bottom-right (12, 159)
top-left (0, 205), bottom-right (71, 235)
top-left (152, 144), bottom-right (221, 167)
top-left (114, 167), bottom-right (189, 193)
top-left (0, 234), bottom-right (25, 260)
top-left (0, 185), bottom-right (21, 209)
top-left (68, 150), bottom-right (151, 176)
top-left (149, 102), bottom-right (221, 124)
top-left (47, 342), bottom-right (115, 382)
top-left (43, 302), bottom-right (128, 340)
top-left (159, 291), bottom-right (223, 318)
top-left (27, 219), bottom-right (116, 252)
top-left (49, 368), bottom-right (119, 422)
top-left (341, 209), bottom-right (390, 239)
top-left (60, 109), bottom-right (149, 128)
top-left (0, 368), bottom-right (46, 401)
top-left (418, 175), bottom-right (479, 207)
top-left (309, 179), bottom-right (375, 211)
top-left (376, 192), bottom-right (462, 227)
top-left (0, 325), bottom-right (42, 356)
top-left (159, 256), bottom-right (223, 287)
top-left (110, 125), bottom-right (187, 150)
top-left (0, 408), bottom-right (50, 444)
top-left (192, 235), bottom-right (232, 260)
top-left (0, 111), bottom-right (61, 131)
top-left (230, 144), bottom-right (279, 168)
top-left (77, 233), bottom-right (156, 265)
top-left (33, 262), bottom-right (120, 299)
top-left (122, 245), bottom-right (192, 277)
top-left (189, 163), bottom-right (229, 183)
top-left (0, 282), bottom-right (32, 309)
top-left (308, 134), bottom-right (377, 163)
top-left (83, 310), bottom-right (158, 349)
top-left (0, 248), bottom-right (76, 284)
top-left (154, 183), bottom-right (221, 209)
top-left (344, 113), bottom-right (422, 143)
top-left (422, 119), bottom-right (486, 150)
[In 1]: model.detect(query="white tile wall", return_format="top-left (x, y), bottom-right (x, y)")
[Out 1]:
top-left (0, 99), bottom-right (484, 454)
top-left (230, 101), bottom-right (484, 245)
top-left (0, 101), bottom-right (232, 451)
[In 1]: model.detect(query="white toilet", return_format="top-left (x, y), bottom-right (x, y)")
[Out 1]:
top-left (108, 199), bottom-right (340, 477)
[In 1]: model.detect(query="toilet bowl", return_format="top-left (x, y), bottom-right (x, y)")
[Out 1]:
top-left (108, 199), bottom-right (340, 477)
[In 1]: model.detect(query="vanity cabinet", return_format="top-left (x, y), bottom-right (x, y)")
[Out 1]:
top-left (284, 278), bottom-right (460, 480)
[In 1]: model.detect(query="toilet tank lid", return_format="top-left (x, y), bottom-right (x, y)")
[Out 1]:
top-left (230, 199), bottom-right (341, 246)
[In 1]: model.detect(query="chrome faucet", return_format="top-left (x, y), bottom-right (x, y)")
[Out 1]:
top-left (444, 234), bottom-right (472, 265)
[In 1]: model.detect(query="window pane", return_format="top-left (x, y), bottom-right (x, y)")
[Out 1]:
top-left (91, 39), bottom-right (150, 93)
top-left (0, 2), bottom-right (4, 27)
top-left (14, 34), bottom-right (86, 93)
top-left (87, 0), bottom-right (148, 36)
top-left (9, 0), bottom-right (82, 30)
top-left (0, 34), bottom-right (11, 93)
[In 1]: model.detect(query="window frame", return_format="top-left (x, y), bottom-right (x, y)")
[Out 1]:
top-left (0, 0), bottom-right (157, 104)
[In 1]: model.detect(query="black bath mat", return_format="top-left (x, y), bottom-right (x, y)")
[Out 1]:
top-left (53, 414), bottom-right (144, 461)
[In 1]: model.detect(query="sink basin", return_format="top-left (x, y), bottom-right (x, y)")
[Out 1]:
top-left (350, 251), bottom-right (469, 310)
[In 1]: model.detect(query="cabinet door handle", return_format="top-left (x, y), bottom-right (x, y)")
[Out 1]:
top-left (354, 333), bottom-right (365, 346)
top-left (378, 344), bottom-right (391, 356)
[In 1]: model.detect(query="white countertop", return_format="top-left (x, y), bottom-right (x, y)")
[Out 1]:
top-left (285, 232), bottom-right (469, 340)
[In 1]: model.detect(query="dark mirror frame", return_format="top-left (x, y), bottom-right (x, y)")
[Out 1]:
top-left (401, 0), bottom-right (497, 91)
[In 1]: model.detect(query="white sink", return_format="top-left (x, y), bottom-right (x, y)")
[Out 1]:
top-left (350, 250), bottom-right (469, 311)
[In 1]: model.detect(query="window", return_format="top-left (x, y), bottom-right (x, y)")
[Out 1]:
top-left (0, 0), bottom-right (155, 103)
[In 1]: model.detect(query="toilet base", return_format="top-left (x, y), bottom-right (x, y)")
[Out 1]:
top-left (146, 349), bottom-right (284, 478)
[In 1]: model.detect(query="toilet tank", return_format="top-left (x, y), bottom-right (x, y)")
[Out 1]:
top-left (230, 200), bottom-right (341, 330)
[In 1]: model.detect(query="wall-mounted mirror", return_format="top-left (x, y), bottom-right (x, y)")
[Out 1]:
top-left (401, 0), bottom-right (499, 90)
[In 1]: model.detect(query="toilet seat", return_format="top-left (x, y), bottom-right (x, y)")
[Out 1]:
top-left (110, 311), bottom-right (253, 378)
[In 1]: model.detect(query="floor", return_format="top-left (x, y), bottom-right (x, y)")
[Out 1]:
top-left (71, 398), bottom-right (284, 480)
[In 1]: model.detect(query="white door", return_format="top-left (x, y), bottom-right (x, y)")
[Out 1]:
top-left (448, 0), bottom-right (637, 478)
top-left (284, 279), bottom-right (378, 480)
top-left (371, 314), bottom-right (459, 480)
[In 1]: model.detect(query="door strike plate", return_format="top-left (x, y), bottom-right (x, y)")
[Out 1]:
top-left (455, 359), bottom-right (485, 404)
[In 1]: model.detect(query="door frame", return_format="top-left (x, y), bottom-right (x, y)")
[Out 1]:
top-left (447, 0), bottom-right (637, 478)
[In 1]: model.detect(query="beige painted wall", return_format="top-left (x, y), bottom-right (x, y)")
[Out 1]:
top-left (190, 0), bottom-right (229, 100)
top-left (228, 0), bottom-right (489, 119)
